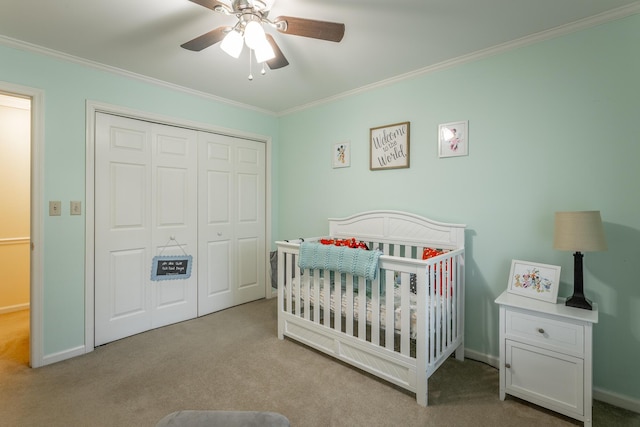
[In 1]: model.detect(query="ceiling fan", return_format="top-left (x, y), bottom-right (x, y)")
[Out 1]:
top-left (181, 0), bottom-right (345, 72)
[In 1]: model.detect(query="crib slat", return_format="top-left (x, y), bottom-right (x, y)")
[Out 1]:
top-left (345, 274), bottom-right (354, 336)
top-left (415, 261), bottom-right (427, 404)
top-left (435, 262), bottom-right (442, 357)
top-left (379, 242), bottom-right (389, 257)
top-left (370, 276), bottom-right (380, 346)
top-left (285, 252), bottom-right (293, 314)
top-left (446, 257), bottom-right (453, 347)
top-left (400, 271), bottom-right (411, 356)
top-left (277, 249), bottom-right (287, 341)
top-left (313, 269), bottom-right (321, 323)
top-left (299, 269), bottom-right (307, 318)
top-left (385, 269), bottom-right (394, 351)
top-left (334, 272), bottom-right (342, 334)
top-left (428, 264), bottom-right (436, 363)
top-left (452, 255), bottom-right (459, 340)
top-left (443, 259), bottom-right (450, 348)
top-left (323, 268), bottom-right (331, 328)
top-left (358, 278), bottom-right (367, 341)
top-left (434, 261), bottom-right (442, 356)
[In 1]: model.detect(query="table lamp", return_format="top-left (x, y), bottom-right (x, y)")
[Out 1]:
top-left (553, 211), bottom-right (607, 310)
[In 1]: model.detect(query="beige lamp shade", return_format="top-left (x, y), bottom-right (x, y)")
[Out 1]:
top-left (553, 211), bottom-right (607, 252)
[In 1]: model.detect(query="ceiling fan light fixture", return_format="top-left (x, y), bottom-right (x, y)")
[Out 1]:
top-left (220, 29), bottom-right (244, 58)
top-left (244, 20), bottom-right (266, 50)
top-left (254, 38), bottom-right (275, 63)
top-left (181, 0), bottom-right (346, 74)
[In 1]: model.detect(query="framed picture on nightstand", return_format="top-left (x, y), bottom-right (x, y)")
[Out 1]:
top-left (507, 259), bottom-right (561, 303)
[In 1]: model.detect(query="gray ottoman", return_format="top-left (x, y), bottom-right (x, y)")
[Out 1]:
top-left (156, 410), bottom-right (290, 427)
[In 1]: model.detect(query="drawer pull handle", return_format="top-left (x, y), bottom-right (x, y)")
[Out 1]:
top-left (505, 363), bottom-right (511, 369)
top-left (537, 328), bottom-right (545, 334)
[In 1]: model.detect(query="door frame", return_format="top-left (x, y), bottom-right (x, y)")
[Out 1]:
top-left (84, 101), bottom-right (272, 351)
top-left (0, 82), bottom-right (45, 368)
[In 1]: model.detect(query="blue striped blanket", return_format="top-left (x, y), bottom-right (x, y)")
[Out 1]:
top-left (298, 242), bottom-right (382, 281)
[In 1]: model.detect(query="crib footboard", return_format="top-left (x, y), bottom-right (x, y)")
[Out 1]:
top-left (276, 239), bottom-right (465, 406)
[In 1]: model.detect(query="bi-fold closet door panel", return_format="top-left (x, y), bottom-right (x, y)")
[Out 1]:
top-left (197, 132), bottom-right (266, 316)
top-left (94, 113), bottom-right (198, 346)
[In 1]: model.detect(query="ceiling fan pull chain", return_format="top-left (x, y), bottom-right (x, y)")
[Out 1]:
top-left (248, 49), bottom-right (254, 80)
top-left (261, 62), bottom-right (267, 76)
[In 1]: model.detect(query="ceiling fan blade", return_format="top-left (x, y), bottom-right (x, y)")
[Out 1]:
top-left (265, 34), bottom-right (289, 69)
top-left (274, 16), bottom-right (345, 42)
top-left (187, 0), bottom-right (229, 12)
top-left (181, 27), bottom-right (230, 51)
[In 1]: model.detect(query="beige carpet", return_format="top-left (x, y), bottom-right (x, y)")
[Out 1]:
top-left (1, 299), bottom-right (639, 427)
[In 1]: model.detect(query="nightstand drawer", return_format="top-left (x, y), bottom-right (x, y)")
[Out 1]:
top-left (505, 309), bottom-right (584, 355)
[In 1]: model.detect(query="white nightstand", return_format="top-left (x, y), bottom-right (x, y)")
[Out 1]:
top-left (495, 290), bottom-right (598, 426)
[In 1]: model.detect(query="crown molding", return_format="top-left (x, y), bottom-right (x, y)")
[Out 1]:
top-left (278, 2), bottom-right (640, 116)
top-left (0, 34), bottom-right (277, 116)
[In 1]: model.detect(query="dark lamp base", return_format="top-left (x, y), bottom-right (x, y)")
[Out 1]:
top-left (565, 294), bottom-right (592, 310)
top-left (566, 251), bottom-right (592, 310)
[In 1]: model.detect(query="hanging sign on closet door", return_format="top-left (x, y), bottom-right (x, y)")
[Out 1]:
top-left (150, 236), bottom-right (192, 281)
top-left (151, 255), bottom-right (192, 281)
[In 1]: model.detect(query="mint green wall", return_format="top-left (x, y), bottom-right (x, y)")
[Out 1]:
top-left (1, 11), bottom-right (637, 404)
top-left (0, 44), bottom-right (279, 356)
top-left (278, 14), bottom-right (640, 400)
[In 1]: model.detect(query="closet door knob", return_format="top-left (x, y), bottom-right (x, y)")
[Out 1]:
top-left (505, 363), bottom-right (511, 369)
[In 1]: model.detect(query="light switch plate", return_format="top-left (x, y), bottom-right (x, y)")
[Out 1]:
top-left (49, 201), bottom-right (61, 216)
top-left (70, 201), bottom-right (82, 215)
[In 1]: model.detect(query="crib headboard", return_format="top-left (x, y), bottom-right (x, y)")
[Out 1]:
top-left (328, 210), bottom-right (465, 250)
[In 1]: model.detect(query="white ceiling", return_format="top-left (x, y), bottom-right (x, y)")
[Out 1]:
top-left (1, 0), bottom-right (638, 114)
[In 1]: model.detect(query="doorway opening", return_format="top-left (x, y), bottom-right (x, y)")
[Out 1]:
top-left (0, 93), bottom-right (30, 369)
top-left (0, 83), bottom-right (44, 369)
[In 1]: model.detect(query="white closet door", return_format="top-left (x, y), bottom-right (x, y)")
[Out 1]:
top-left (198, 132), bottom-right (266, 315)
top-left (151, 123), bottom-right (198, 327)
top-left (95, 113), bottom-right (198, 346)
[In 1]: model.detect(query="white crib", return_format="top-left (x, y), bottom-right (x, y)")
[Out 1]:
top-left (276, 210), bottom-right (466, 406)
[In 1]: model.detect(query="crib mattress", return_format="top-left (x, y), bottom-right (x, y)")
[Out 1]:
top-left (286, 276), bottom-right (420, 339)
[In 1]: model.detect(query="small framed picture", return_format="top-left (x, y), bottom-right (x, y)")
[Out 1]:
top-left (333, 141), bottom-right (350, 168)
top-left (507, 260), bottom-right (561, 303)
top-left (438, 120), bottom-right (468, 158)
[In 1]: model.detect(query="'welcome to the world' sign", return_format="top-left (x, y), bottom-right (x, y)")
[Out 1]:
top-left (369, 121), bottom-right (410, 170)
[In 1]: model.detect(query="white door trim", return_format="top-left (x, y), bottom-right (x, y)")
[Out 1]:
top-left (85, 100), bottom-right (273, 351)
top-left (0, 82), bottom-right (45, 368)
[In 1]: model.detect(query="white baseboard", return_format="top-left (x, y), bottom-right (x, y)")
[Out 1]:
top-left (464, 348), bottom-right (499, 369)
top-left (41, 345), bottom-right (86, 366)
top-left (594, 387), bottom-right (640, 414)
top-left (463, 348), bottom-right (639, 415)
top-left (0, 303), bottom-right (30, 314)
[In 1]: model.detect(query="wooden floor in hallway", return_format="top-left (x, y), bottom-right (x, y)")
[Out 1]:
top-left (0, 309), bottom-right (29, 373)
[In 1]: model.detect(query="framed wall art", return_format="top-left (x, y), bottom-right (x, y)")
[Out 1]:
top-left (370, 121), bottom-right (410, 170)
top-left (333, 141), bottom-right (351, 168)
top-left (438, 120), bottom-right (468, 158)
top-left (507, 259), bottom-right (561, 303)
